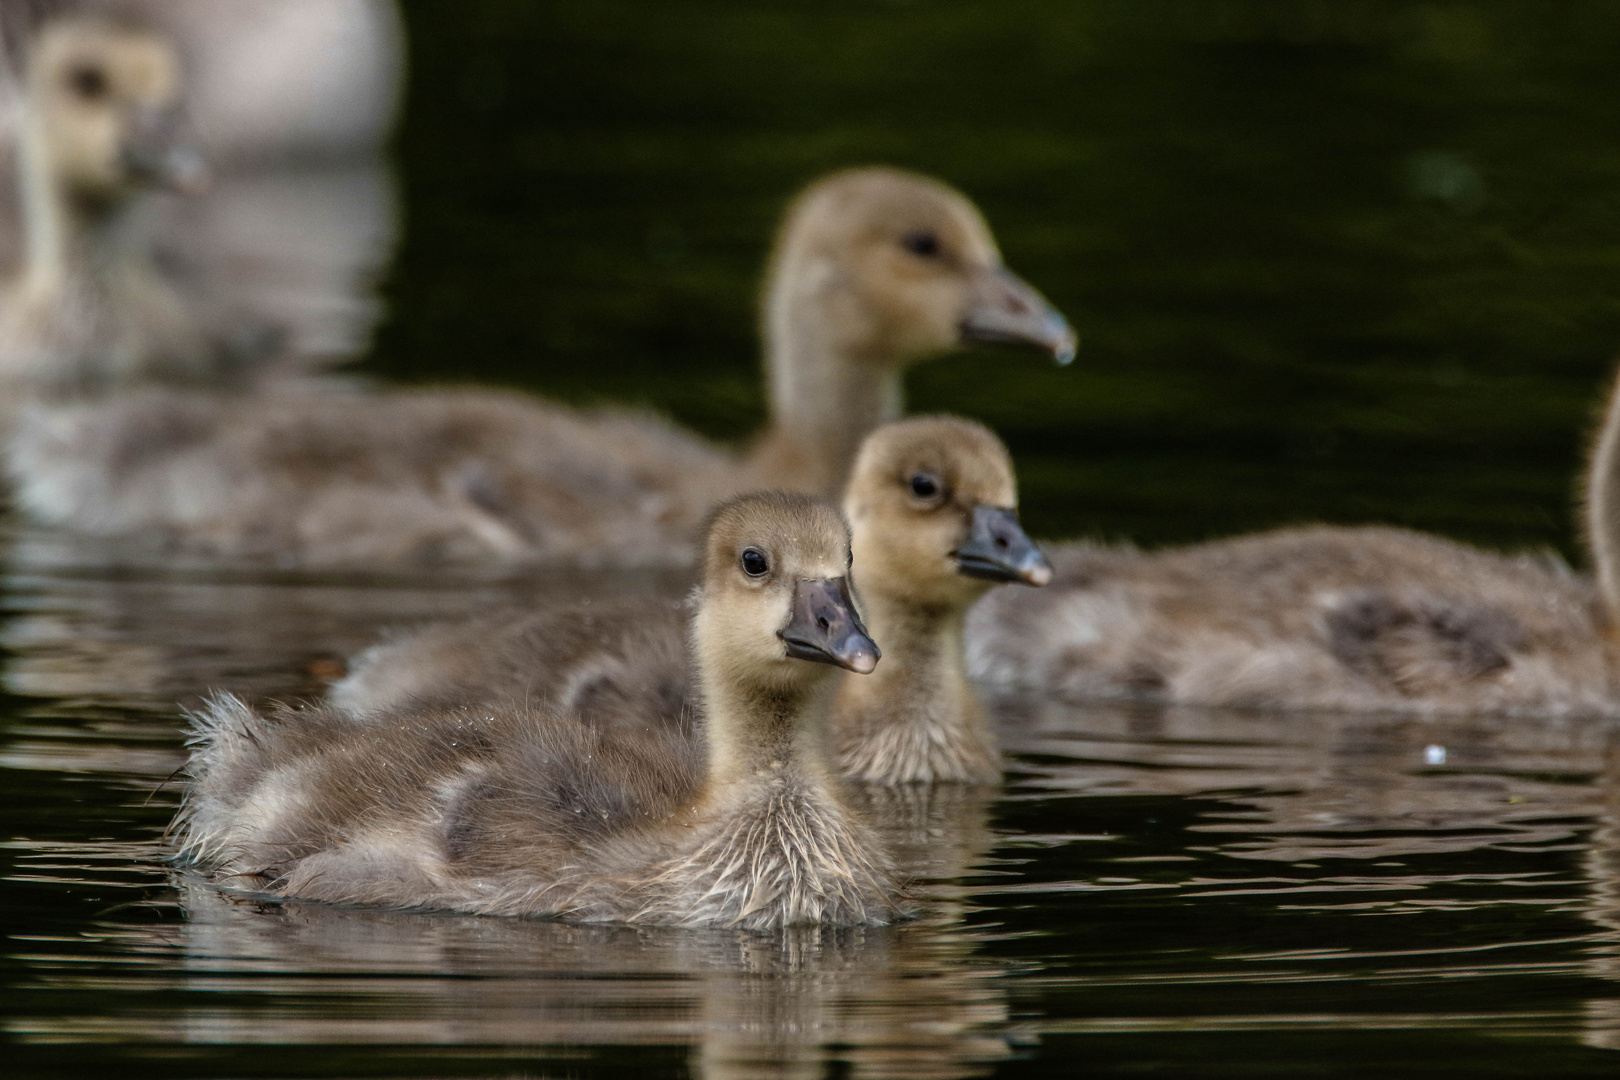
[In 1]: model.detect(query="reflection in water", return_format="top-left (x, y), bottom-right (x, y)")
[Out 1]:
top-left (3, 557), bottom-right (1620, 1072)
top-left (1584, 758), bottom-right (1620, 1051)
top-left (994, 692), bottom-right (1615, 860)
top-left (139, 881), bottom-right (1012, 1080)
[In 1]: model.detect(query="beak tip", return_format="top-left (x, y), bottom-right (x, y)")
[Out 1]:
top-left (1052, 329), bottom-right (1078, 366)
top-left (1026, 562), bottom-right (1054, 587)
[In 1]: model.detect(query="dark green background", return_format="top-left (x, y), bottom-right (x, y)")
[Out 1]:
top-left (370, 0), bottom-right (1620, 556)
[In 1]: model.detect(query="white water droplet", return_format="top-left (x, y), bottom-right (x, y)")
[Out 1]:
top-left (1424, 744), bottom-right (1447, 766)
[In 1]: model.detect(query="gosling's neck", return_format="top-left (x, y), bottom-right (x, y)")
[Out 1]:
top-left (751, 292), bottom-right (905, 497)
top-left (16, 113), bottom-right (151, 304)
top-left (1586, 364), bottom-right (1620, 622)
top-left (658, 640), bottom-right (901, 929)
top-left (832, 589), bottom-right (997, 785)
top-left (700, 656), bottom-right (842, 793)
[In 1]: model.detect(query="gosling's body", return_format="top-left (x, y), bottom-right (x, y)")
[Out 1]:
top-left (177, 493), bottom-right (903, 928)
top-left (968, 364), bottom-right (1620, 718)
top-left (16, 386), bottom-right (732, 566)
top-left (830, 417), bottom-right (1049, 782)
top-left (968, 524), bottom-right (1613, 716)
top-left (12, 168), bottom-right (1072, 567)
top-left (333, 416), bottom-right (1052, 784)
top-left (116, 0), bottom-right (402, 164)
top-left (330, 594), bottom-right (692, 732)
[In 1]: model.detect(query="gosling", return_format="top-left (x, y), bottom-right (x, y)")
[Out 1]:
top-left (174, 492), bottom-right (905, 928)
top-left (966, 361), bottom-right (1620, 719)
top-left (331, 416), bottom-right (1051, 783)
top-left (0, 15), bottom-right (269, 395)
top-left (12, 168), bottom-right (1073, 567)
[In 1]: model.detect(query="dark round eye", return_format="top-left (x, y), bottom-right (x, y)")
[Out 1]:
top-left (740, 547), bottom-right (769, 577)
top-left (900, 231), bottom-right (940, 258)
top-left (909, 472), bottom-right (942, 500)
top-left (68, 64), bottom-right (108, 100)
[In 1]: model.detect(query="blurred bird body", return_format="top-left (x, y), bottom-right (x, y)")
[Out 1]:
top-left (12, 168), bottom-right (1073, 567)
top-left (967, 368), bottom-right (1620, 718)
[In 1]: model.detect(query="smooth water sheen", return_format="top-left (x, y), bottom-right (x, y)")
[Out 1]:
top-left (1, 531), bottom-right (1618, 1077)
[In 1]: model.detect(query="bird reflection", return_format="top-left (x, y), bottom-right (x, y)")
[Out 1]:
top-left (148, 795), bottom-right (1013, 1080)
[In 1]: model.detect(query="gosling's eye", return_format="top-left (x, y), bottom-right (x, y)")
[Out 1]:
top-left (740, 547), bottom-right (769, 577)
top-left (900, 231), bottom-right (940, 258)
top-left (909, 472), bottom-right (942, 500)
top-left (68, 64), bottom-right (109, 100)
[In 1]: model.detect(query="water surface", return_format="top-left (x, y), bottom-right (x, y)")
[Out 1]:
top-left (2, 534), bottom-right (1619, 1076)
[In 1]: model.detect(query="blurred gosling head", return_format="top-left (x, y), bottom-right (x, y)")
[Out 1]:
top-left (754, 166), bottom-right (1075, 496)
top-left (766, 167), bottom-right (1076, 368)
top-left (24, 17), bottom-right (206, 206)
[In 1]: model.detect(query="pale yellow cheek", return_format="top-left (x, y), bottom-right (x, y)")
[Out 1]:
top-left (52, 116), bottom-right (123, 189)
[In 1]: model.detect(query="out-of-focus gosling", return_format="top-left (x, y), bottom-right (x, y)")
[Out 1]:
top-left (0, 15), bottom-right (278, 395)
top-left (11, 167), bottom-right (1073, 567)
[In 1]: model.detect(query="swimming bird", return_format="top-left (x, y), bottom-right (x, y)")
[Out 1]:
top-left (0, 15), bottom-right (274, 397)
top-left (966, 367), bottom-right (1620, 718)
top-left (831, 415), bottom-right (1050, 782)
top-left (175, 491), bottom-right (906, 928)
top-left (9, 167), bottom-right (1074, 567)
top-left (330, 416), bottom-right (1051, 783)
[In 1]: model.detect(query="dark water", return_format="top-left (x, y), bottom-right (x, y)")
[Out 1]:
top-left (2, 534), bottom-right (1620, 1077)
top-left (10, 1), bottom-right (1620, 1076)
top-left (376, 0), bottom-right (1620, 557)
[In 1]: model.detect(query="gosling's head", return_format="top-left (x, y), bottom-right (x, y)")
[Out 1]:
top-left (844, 416), bottom-right (1051, 612)
top-left (765, 166), bottom-right (1076, 369)
top-left (697, 492), bottom-right (881, 694)
top-left (25, 17), bottom-right (207, 204)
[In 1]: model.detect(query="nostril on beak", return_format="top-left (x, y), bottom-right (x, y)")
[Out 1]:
top-left (817, 616), bottom-right (830, 631)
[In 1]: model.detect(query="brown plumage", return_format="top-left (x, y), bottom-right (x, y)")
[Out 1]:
top-left (10, 167), bottom-right (1074, 567)
top-left (967, 366), bottom-right (1620, 718)
top-left (175, 492), bottom-right (906, 928)
top-left (331, 416), bottom-right (1051, 784)
top-left (831, 416), bottom-right (1049, 782)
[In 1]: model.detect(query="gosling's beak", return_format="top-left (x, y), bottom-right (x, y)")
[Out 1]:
top-left (780, 576), bottom-right (881, 675)
top-left (960, 266), bottom-right (1078, 366)
top-left (122, 106), bottom-right (210, 194)
top-left (953, 505), bottom-right (1053, 587)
